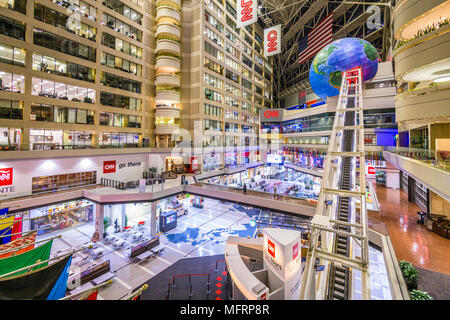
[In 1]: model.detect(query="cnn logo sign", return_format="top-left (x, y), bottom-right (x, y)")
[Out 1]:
top-left (0, 168), bottom-right (13, 186)
top-left (103, 161), bottom-right (116, 174)
top-left (263, 110), bottom-right (279, 118)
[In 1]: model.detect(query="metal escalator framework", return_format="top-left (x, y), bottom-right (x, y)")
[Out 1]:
top-left (299, 67), bottom-right (370, 300)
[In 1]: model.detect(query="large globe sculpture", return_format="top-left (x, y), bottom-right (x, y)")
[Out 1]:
top-left (309, 37), bottom-right (379, 101)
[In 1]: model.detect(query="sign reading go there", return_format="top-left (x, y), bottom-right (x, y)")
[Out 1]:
top-left (237, 0), bottom-right (257, 29)
top-left (264, 25), bottom-right (281, 57)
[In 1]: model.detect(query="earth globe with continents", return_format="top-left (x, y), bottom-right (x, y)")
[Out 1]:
top-left (309, 37), bottom-right (379, 101)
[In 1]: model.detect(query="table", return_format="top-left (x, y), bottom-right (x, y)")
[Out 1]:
top-left (91, 247), bottom-right (104, 257)
top-left (91, 272), bottom-right (115, 286)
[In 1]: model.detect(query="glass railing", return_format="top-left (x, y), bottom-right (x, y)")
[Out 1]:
top-left (386, 146), bottom-right (450, 172)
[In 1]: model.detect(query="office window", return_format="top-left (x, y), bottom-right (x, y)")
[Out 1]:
top-left (204, 72), bottom-right (223, 90)
top-left (204, 88), bottom-right (223, 102)
top-left (33, 29), bottom-right (96, 62)
top-left (0, 99), bottom-right (23, 119)
top-left (204, 10), bottom-right (223, 32)
top-left (204, 26), bottom-right (223, 46)
top-left (204, 41), bottom-right (224, 61)
top-left (0, 14), bottom-right (25, 40)
top-left (0, 43), bottom-right (25, 66)
top-left (204, 57), bottom-right (223, 75)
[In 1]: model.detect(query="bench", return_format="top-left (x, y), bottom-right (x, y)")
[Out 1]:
top-left (147, 237), bottom-right (165, 254)
top-left (68, 260), bottom-right (115, 294)
top-left (112, 238), bottom-right (126, 248)
top-left (91, 247), bottom-right (104, 259)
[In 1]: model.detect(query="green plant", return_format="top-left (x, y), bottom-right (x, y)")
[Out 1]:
top-left (399, 260), bottom-right (419, 290)
top-left (395, 17), bottom-right (450, 51)
top-left (410, 289), bottom-right (433, 300)
top-left (103, 216), bottom-right (110, 236)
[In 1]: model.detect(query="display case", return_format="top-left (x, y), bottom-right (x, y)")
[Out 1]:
top-left (414, 180), bottom-right (428, 213)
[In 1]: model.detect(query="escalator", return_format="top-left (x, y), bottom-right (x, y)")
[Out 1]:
top-left (327, 85), bottom-right (358, 300)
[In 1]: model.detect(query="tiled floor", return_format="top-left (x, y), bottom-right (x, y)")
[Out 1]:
top-left (369, 183), bottom-right (450, 275)
top-left (36, 197), bottom-right (259, 300)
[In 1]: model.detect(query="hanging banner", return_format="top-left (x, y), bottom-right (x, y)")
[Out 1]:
top-left (237, 0), bottom-right (257, 29)
top-left (264, 25), bottom-right (281, 57)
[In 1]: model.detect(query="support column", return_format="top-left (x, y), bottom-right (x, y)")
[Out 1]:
top-left (94, 204), bottom-right (104, 241)
top-left (150, 201), bottom-right (158, 236)
top-left (121, 204), bottom-right (127, 229)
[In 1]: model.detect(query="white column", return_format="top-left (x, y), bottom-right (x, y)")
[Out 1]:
top-left (150, 201), bottom-right (158, 236)
top-left (94, 204), bottom-right (104, 241)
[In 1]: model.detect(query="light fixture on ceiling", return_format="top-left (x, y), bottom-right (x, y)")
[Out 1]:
top-left (434, 76), bottom-right (450, 83)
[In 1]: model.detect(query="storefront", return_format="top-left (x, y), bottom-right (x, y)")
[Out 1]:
top-left (103, 202), bottom-right (153, 235)
top-left (225, 152), bottom-right (237, 166)
top-left (24, 199), bottom-right (95, 235)
top-left (203, 153), bottom-right (221, 171)
top-left (165, 156), bottom-right (184, 173)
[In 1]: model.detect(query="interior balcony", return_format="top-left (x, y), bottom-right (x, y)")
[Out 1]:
top-left (156, 0), bottom-right (181, 11)
top-left (156, 23), bottom-right (181, 40)
top-left (155, 89), bottom-right (181, 105)
top-left (155, 106), bottom-right (181, 119)
top-left (155, 123), bottom-right (181, 135)
top-left (156, 6), bottom-right (181, 23)
top-left (156, 38), bottom-right (181, 56)
top-left (156, 55), bottom-right (181, 73)
top-left (393, 0), bottom-right (450, 41)
top-left (156, 73), bottom-right (180, 87)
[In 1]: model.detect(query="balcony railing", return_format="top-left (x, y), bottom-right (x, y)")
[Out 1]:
top-left (385, 146), bottom-right (450, 172)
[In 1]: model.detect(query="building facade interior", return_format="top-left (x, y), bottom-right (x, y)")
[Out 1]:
top-left (0, 0), bottom-right (448, 302)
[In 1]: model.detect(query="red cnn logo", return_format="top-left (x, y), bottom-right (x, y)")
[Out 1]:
top-left (263, 110), bottom-right (279, 118)
top-left (267, 30), bottom-right (278, 52)
top-left (293, 242), bottom-right (299, 260)
top-left (368, 166), bottom-right (376, 175)
top-left (103, 161), bottom-right (116, 174)
top-left (240, 0), bottom-right (253, 22)
top-left (261, 292), bottom-right (267, 300)
top-left (0, 168), bottom-right (13, 186)
top-left (268, 239), bottom-right (275, 258)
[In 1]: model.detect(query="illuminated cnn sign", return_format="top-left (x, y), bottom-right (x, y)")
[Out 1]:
top-left (267, 238), bottom-right (275, 258)
top-left (0, 168), bottom-right (13, 186)
top-left (237, 0), bottom-right (257, 29)
top-left (260, 109), bottom-right (283, 122)
top-left (264, 25), bottom-right (281, 57)
top-left (103, 161), bottom-right (116, 174)
top-left (292, 242), bottom-right (299, 260)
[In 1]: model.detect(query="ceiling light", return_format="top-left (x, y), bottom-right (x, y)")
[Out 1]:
top-left (434, 76), bottom-right (450, 83)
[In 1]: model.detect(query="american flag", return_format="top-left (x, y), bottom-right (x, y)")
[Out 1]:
top-left (298, 12), bottom-right (333, 64)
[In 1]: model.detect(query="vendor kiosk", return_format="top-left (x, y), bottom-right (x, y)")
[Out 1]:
top-left (191, 196), bottom-right (204, 208)
top-left (160, 210), bottom-right (177, 232)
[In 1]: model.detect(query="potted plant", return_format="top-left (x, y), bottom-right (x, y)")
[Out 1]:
top-left (399, 260), bottom-right (419, 290)
top-left (103, 216), bottom-right (110, 237)
top-left (410, 290), bottom-right (433, 300)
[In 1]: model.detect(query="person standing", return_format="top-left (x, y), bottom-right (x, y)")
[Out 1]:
top-left (273, 185), bottom-right (277, 199)
top-left (243, 183), bottom-right (247, 195)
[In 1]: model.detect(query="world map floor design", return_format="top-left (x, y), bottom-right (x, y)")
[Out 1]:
top-left (163, 201), bottom-right (261, 250)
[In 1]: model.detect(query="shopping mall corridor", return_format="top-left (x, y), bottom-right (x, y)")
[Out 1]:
top-left (369, 184), bottom-right (450, 276)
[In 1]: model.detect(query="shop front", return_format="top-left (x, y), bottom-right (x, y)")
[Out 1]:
top-left (165, 156), bottom-right (184, 173)
top-left (225, 152), bottom-right (237, 167)
top-left (203, 153), bottom-right (221, 171)
top-left (25, 199), bottom-right (95, 235)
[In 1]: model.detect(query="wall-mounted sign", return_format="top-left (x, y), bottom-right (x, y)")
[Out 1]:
top-left (103, 161), bottom-right (116, 174)
top-left (366, 165), bottom-right (376, 179)
top-left (260, 109), bottom-right (284, 122)
top-left (264, 25), bottom-right (281, 57)
top-left (237, 0), bottom-right (257, 29)
top-left (292, 242), bottom-right (299, 260)
top-left (0, 168), bottom-right (13, 186)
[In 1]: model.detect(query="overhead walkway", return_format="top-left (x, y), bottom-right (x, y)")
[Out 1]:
top-left (299, 67), bottom-right (371, 300)
top-left (184, 182), bottom-right (316, 218)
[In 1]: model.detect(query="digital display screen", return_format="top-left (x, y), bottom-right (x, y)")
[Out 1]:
top-left (267, 154), bottom-right (283, 165)
top-left (166, 215), bottom-right (176, 224)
